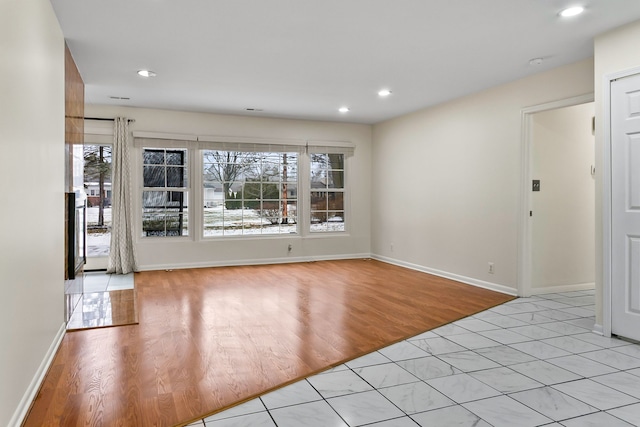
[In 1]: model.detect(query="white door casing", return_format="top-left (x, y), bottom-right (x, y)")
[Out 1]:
top-left (518, 94), bottom-right (594, 298)
top-left (611, 72), bottom-right (640, 342)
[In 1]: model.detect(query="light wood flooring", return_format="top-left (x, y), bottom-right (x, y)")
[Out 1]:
top-left (24, 259), bottom-right (514, 426)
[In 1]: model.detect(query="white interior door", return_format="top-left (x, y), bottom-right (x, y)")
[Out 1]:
top-left (611, 73), bottom-right (640, 341)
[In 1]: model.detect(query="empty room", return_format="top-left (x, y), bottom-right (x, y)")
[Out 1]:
top-left (4, 1), bottom-right (640, 426)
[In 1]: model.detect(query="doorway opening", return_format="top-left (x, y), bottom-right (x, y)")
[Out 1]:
top-left (519, 94), bottom-right (595, 297)
top-left (83, 124), bottom-right (114, 270)
top-left (84, 144), bottom-right (112, 259)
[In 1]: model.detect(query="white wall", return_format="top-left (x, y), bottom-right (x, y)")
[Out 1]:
top-left (594, 19), bottom-right (640, 326)
top-left (531, 103), bottom-right (595, 291)
top-left (371, 59), bottom-right (594, 294)
top-left (0, 0), bottom-right (65, 424)
top-left (85, 105), bottom-right (372, 270)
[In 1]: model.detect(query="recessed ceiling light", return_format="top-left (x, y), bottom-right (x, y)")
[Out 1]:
top-left (378, 89), bottom-right (392, 97)
top-left (338, 107), bottom-right (350, 113)
top-left (559, 6), bottom-right (584, 17)
top-left (137, 69), bottom-right (157, 78)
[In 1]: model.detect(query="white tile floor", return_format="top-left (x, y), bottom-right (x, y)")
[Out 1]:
top-left (66, 271), bottom-right (136, 329)
top-left (83, 271), bottom-right (135, 292)
top-left (188, 290), bottom-right (640, 427)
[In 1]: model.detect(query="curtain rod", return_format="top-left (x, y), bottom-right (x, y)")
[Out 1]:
top-left (83, 117), bottom-right (135, 122)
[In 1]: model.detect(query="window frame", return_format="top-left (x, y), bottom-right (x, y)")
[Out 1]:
top-left (306, 144), bottom-right (352, 235)
top-left (81, 141), bottom-right (115, 257)
top-left (135, 138), bottom-right (195, 240)
top-left (141, 147), bottom-right (190, 238)
top-left (201, 149), bottom-right (300, 238)
top-left (309, 152), bottom-right (346, 233)
top-left (132, 134), bottom-right (354, 241)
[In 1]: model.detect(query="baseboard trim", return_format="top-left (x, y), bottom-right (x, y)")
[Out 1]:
top-left (8, 322), bottom-right (66, 427)
top-left (528, 282), bottom-right (595, 296)
top-left (371, 255), bottom-right (517, 296)
top-left (137, 253), bottom-right (373, 272)
top-left (140, 254), bottom-right (518, 297)
top-left (593, 323), bottom-right (604, 336)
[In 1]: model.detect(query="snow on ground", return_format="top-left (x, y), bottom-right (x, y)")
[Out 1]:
top-left (87, 207), bottom-right (111, 256)
top-left (87, 206), bottom-right (112, 225)
top-left (87, 233), bottom-right (110, 257)
top-left (85, 205), bottom-right (343, 256)
top-left (203, 206), bottom-right (298, 236)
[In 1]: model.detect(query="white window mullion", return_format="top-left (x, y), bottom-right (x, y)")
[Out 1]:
top-left (133, 145), bottom-right (143, 242)
top-left (299, 152), bottom-right (311, 237)
top-left (192, 147), bottom-right (203, 242)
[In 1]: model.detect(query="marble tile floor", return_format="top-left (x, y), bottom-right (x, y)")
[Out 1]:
top-left (83, 270), bottom-right (135, 292)
top-left (187, 289), bottom-right (640, 427)
top-left (66, 271), bottom-right (136, 330)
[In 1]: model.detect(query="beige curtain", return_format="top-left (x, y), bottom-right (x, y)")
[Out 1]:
top-left (107, 117), bottom-right (137, 274)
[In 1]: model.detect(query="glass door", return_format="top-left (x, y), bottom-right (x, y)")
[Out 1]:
top-left (83, 143), bottom-right (112, 270)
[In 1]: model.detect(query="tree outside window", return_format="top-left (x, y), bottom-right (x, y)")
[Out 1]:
top-left (83, 144), bottom-right (112, 256)
top-left (203, 150), bottom-right (298, 236)
top-left (142, 148), bottom-right (189, 237)
top-left (310, 153), bottom-right (345, 232)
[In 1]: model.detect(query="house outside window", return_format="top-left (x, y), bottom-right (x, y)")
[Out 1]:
top-left (202, 150), bottom-right (298, 236)
top-left (83, 143), bottom-right (113, 257)
top-left (310, 153), bottom-right (345, 232)
top-left (135, 136), bottom-right (353, 239)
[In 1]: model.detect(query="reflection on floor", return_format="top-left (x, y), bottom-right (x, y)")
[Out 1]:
top-left (66, 271), bottom-right (137, 331)
top-left (190, 290), bottom-right (640, 427)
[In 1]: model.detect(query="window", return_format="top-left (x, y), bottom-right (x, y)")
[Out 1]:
top-left (310, 153), bottom-right (345, 232)
top-left (202, 150), bottom-right (298, 236)
top-left (142, 148), bottom-right (189, 237)
top-left (135, 135), bottom-right (352, 239)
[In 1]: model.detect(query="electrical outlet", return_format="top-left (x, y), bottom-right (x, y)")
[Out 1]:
top-left (287, 244), bottom-right (292, 252)
top-left (488, 262), bottom-right (495, 274)
top-left (390, 243), bottom-right (394, 252)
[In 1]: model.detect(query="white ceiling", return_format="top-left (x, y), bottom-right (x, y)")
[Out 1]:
top-left (51, 0), bottom-right (640, 124)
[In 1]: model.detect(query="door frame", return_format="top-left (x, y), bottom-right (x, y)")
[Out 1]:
top-left (602, 66), bottom-right (640, 337)
top-left (518, 93), bottom-right (594, 297)
top-left (84, 123), bottom-right (115, 271)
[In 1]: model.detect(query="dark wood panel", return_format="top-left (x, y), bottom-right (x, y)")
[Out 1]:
top-left (63, 43), bottom-right (84, 291)
top-left (24, 259), bottom-right (514, 426)
top-left (64, 43), bottom-right (84, 148)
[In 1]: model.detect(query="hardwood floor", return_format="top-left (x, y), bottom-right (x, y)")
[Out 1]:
top-left (24, 259), bottom-right (514, 426)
